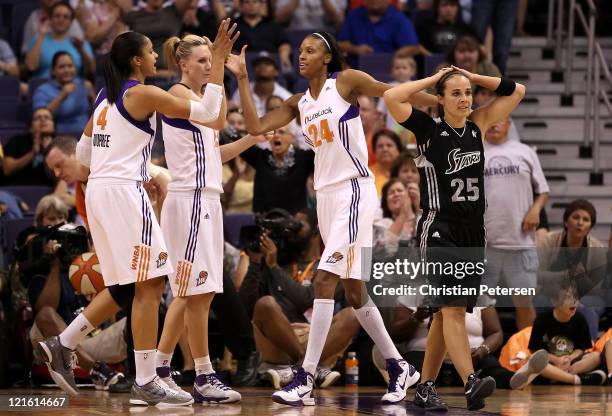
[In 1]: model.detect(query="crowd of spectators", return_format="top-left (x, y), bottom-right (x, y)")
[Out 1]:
top-left (0, 0), bottom-right (610, 393)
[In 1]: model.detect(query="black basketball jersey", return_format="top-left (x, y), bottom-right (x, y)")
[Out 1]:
top-left (400, 108), bottom-right (486, 223)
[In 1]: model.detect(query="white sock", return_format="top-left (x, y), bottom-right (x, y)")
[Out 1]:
top-left (302, 299), bottom-right (334, 376)
top-left (353, 299), bottom-right (402, 360)
top-left (155, 351), bottom-right (172, 369)
top-left (135, 349), bottom-right (157, 386)
top-left (194, 356), bottom-right (214, 376)
top-left (574, 375), bottom-right (581, 385)
top-left (59, 314), bottom-right (94, 350)
top-left (608, 372), bottom-right (612, 379)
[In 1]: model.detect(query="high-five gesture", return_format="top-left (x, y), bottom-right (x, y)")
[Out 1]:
top-left (212, 19), bottom-right (240, 61)
top-left (225, 45), bottom-right (248, 78)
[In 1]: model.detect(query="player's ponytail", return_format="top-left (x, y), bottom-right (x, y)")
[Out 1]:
top-left (163, 34), bottom-right (211, 74)
top-left (104, 31), bottom-right (148, 104)
top-left (310, 32), bottom-right (346, 74)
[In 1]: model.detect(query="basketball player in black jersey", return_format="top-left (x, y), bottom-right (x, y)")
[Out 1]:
top-left (384, 67), bottom-right (525, 411)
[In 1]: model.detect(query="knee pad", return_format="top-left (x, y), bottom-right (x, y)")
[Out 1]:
top-left (108, 283), bottom-right (135, 310)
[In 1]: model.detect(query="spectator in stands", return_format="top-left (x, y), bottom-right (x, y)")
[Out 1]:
top-left (416, 0), bottom-right (478, 54)
top-left (373, 303), bottom-right (542, 389)
top-left (275, 0), bottom-right (346, 32)
top-left (360, 95), bottom-right (385, 165)
top-left (537, 200), bottom-right (608, 340)
top-left (75, 0), bottom-right (131, 55)
top-left (528, 286), bottom-right (607, 385)
top-left (239, 209), bottom-right (359, 389)
top-left (230, 52), bottom-right (292, 117)
top-left (373, 178), bottom-right (416, 255)
top-left (233, 0), bottom-right (292, 72)
top-left (22, 0), bottom-right (85, 56)
top-left (123, 0), bottom-right (183, 77)
top-left (21, 198), bottom-right (125, 391)
top-left (377, 53), bottom-right (418, 148)
top-left (471, 0), bottom-right (518, 74)
top-left (25, 2), bottom-right (95, 79)
top-left (242, 124), bottom-right (314, 213)
top-left (338, 0), bottom-right (421, 65)
top-left (33, 52), bottom-right (95, 134)
top-left (438, 34), bottom-right (500, 80)
top-left (370, 129), bottom-right (402, 197)
top-left (3, 107), bottom-right (57, 187)
top-left (483, 117), bottom-right (549, 330)
top-left (390, 152), bottom-right (420, 215)
top-left (178, 0), bottom-right (226, 41)
top-left (0, 39), bottom-right (19, 77)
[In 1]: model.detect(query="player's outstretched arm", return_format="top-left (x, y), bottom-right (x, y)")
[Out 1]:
top-left (384, 67), bottom-right (453, 123)
top-left (337, 69), bottom-right (391, 98)
top-left (220, 133), bottom-right (272, 163)
top-left (75, 116), bottom-right (93, 180)
top-left (226, 45), bottom-right (299, 134)
top-left (454, 66), bottom-right (526, 133)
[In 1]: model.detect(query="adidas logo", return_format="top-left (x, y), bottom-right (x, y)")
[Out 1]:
top-left (472, 130), bottom-right (477, 138)
top-left (204, 213), bottom-right (210, 219)
top-left (441, 131), bottom-right (449, 136)
top-left (325, 86), bottom-right (332, 91)
top-left (432, 231), bottom-right (440, 238)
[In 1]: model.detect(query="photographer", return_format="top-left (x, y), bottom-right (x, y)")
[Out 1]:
top-left (238, 209), bottom-right (360, 389)
top-left (20, 196), bottom-right (125, 390)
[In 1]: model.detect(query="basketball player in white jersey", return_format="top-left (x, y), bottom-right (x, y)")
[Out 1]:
top-left (154, 34), bottom-right (268, 404)
top-left (226, 32), bottom-right (425, 406)
top-left (37, 22), bottom-right (239, 406)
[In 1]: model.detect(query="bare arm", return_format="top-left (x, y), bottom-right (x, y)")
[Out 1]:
top-left (220, 134), bottom-right (268, 163)
top-left (522, 192), bottom-right (549, 232)
top-left (383, 68), bottom-right (453, 124)
top-left (337, 68), bottom-right (391, 99)
top-left (275, 0), bottom-right (299, 24)
top-left (480, 306), bottom-right (503, 353)
top-left (25, 34), bottom-right (45, 72)
top-left (3, 152), bottom-right (35, 176)
top-left (80, 7), bottom-right (121, 46)
top-left (33, 260), bottom-right (62, 313)
top-left (321, 0), bottom-right (344, 28)
top-left (0, 61), bottom-right (19, 77)
top-left (53, 180), bottom-right (76, 207)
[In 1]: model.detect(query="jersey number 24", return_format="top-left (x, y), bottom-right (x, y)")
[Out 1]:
top-left (307, 119), bottom-right (334, 147)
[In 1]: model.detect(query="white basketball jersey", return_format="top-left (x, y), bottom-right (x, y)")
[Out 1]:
top-left (298, 74), bottom-right (372, 191)
top-left (89, 80), bottom-right (156, 182)
top-left (162, 87), bottom-right (223, 193)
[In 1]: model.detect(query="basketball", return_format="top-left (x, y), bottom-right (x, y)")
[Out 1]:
top-left (69, 252), bottom-right (105, 295)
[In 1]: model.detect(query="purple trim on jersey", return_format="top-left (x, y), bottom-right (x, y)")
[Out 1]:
top-left (93, 88), bottom-right (107, 111)
top-left (184, 188), bottom-right (202, 262)
top-left (338, 121), bottom-right (369, 177)
top-left (115, 80), bottom-right (155, 136)
top-left (303, 133), bottom-right (313, 148)
top-left (137, 183), bottom-right (152, 246)
top-left (193, 130), bottom-right (206, 189)
top-left (161, 115), bottom-right (199, 133)
top-left (339, 104), bottom-right (359, 123)
top-left (330, 72), bottom-right (339, 79)
top-left (140, 134), bottom-right (154, 182)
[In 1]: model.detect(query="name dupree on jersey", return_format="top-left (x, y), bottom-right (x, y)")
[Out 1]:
top-left (401, 109), bottom-right (486, 221)
top-left (298, 73), bottom-right (372, 191)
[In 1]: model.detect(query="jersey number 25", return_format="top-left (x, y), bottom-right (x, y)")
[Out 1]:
top-left (307, 119), bottom-right (334, 147)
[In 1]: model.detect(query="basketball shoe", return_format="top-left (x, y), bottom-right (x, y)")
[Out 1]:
top-left (129, 377), bottom-right (194, 406)
top-left (192, 373), bottom-right (241, 403)
top-left (510, 349), bottom-right (548, 389)
top-left (381, 359), bottom-right (420, 404)
top-left (271, 366), bottom-right (315, 406)
top-left (156, 366), bottom-right (194, 403)
top-left (464, 370), bottom-right (496, 410)
top-left (414, 380), bottom-right (448, 411)
top-left (37, 336), bottom-right (79, 396)
top-left (90, 361), bottom-right (124, 390)
top-left (314, 367), bottom-right (341, 389)
top-left (264, 366), bottom-right (295, 389)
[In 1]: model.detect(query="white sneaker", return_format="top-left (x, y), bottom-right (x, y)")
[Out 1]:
top-left (193, 373), bottom-right (241, 403)
top-left (271, 366), bottom-right (315, 406)
top-left (510, 349), bottom-right (548, 390)
top-left (129, 377), bottom-right (194, 406)
top-left (380, 359), bottom-right (420, 404)
top-left (265, 366), bottom-right (295, 389)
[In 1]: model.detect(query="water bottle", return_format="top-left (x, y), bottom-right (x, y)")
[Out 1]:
top-left (345, 352), bottom-right (359, 387)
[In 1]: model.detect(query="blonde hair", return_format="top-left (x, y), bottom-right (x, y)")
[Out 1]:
top-left (35, 195), bottom-right (69, 227)
top-left (163, 34), bottom-right (212, 73)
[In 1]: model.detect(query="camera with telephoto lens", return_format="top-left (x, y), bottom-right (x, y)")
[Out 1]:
top-left (17, 223), bottom-right (89, 273)
top-left (239, 209), bottom-right (302, 263)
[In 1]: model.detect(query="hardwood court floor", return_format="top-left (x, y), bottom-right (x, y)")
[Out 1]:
top-left (0, 386), bottom-right (611, 416)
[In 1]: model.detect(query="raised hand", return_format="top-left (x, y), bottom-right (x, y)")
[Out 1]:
top-left (212, 19), bottom-right (240, 60)
top-left (225, 45), bottom-right (248, 78)
top-left (450, 65), bottom-right (475, 81)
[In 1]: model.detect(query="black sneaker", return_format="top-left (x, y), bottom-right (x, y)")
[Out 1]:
top-left (90, 362), bottom-right (124, 391)
top-left (579, 370), bottom-right (607, 385)
top-left (109, 374), bottom-right (134, 393)
top-left (179, 369), bottom-right (196, 387)
top-left (232, 351), bottom-right (261, 387)
top-left (414, 381), bottom-right (448, 411)
top-left (464, 371), bottom-right (496, 411)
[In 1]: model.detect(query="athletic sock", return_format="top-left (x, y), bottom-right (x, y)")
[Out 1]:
top-left (194, 356), bottom-right (214, 377)
top-left (59, 314), bottom-right (94, 350)
top-left (135, 349), bottom-right (157, 386)
top-left (155, 351), bottom-right (173, 369)
top-left (574, 375), bottom-right (581, 385)
top-left (353, 299), bottom-right (402, 360)
top-left (302, 299), bottom-right (334, 376)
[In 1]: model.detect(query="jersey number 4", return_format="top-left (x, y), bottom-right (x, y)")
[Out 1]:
top-left (450, 178), bottom-right (480, 202)
top-left (96, 106), bottom-right (109, 130)
top-left (307, 119), bottom-right (334, 147)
